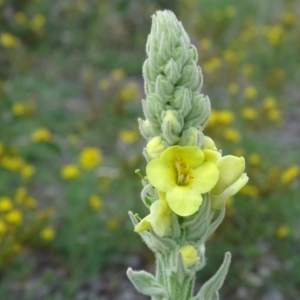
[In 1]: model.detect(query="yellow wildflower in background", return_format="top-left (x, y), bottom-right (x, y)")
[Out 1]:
top-left (248, 154), bottom-right (261, 166)
top-left (203, 57), bottom-right (222, 74)
top-left (225, 6), bottom-right (236, 18)
top-left (0, 197), bottom-right (13, 212)
top-left (244, 86), bottom-right (258, 100)
top-left (281, 165), bottom-right (299, 185)
top-left (267, 26), bottom-right (283, 47)
top-left (199, 38), bottom-right (212, 51)
top-left (89, 195), bottom-right (103, 211)
top-left (98, 79), bottom-right (110, 90)
top-left (218, 110), bottom-right (234, 124)
top-left (31, 128), bottom-right (52, 143)
top-left (106, 219), bottom-right (119, 231)
top-left (40, 227), bottom-right (55, 241)
top-left (120, 82), bottom-right (140, 101)
top-left (0, 32), bottom-right (20, 49)
top-left (267, 109), bottom-right (281, 121)
top-left (12, 102), bottom-right (26, 116)
top-left (227, 83), bottom-right (239, 95)
top-left (282, 12), bottom-right (296, 26)
top-left (80, 147), bottom-right (102, 169)
top-left (0, 221), bottom-right (6, 234)
top-left (242, 107), bottom-right (257, 120)
top-left (24, 196), bottom-right (37, 209)
top-left (1, 156), bottom-right (25, 171)
top-left (240, 185), bottom-right (259, 197)
top-left (119, 130), bottom-right (139, 144)
top-left (179, 245), bottom-right (200, 268)
top-left (15, 187), bottom-right (27, 203)
top-left (223, 128), bottom-right (241, 143)
top-left (14, 12), bottom-right (28, 26)
top-left (6, 210), bottom-right (23, 225)
top-left (111, 69), bottom-right (125, 81)
top-left (276, 225), bottom-right (290, 238)
top-left (263, 97), bottom-right (277, 109)
top-left (61, 164), bottom-right (81, 180)
top-left (30, 14), bottom-right (46, 31)
top-left (21, 165), bottom-right (36, 179)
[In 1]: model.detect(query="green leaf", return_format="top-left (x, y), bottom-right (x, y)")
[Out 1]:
top-left (192, 252), bottom-right (231, 300)
top-left (126, 268), bottom-right (168, 298)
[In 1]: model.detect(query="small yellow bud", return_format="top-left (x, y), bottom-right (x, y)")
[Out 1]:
top-left (146, 136), bottom-right (165, 159)
top-left (179, 245), bottom-right (200, 268)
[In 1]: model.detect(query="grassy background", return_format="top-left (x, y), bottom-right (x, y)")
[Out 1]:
top-left (0, 0), bottom-right (300, 299)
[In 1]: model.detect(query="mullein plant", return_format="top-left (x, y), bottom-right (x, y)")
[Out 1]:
top-left (127, 10), bottom-right (248, 300)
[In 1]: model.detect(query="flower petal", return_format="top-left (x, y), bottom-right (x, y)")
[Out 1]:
top-left (190, 162), bottom-right (219, 193)
top-left (176, 146), bottom-right (204, 168)
top-left (150, 200), bottom-right (172, 237)
top-left (134, 215), bottom-right (151, 233)
top-left (211, 173), bottom-right (249, 209)
top-left (146, 158), bottom-right (176, 192)
top-left (212, 156), bottom-right (245, 195)
top-left (204, 149), bottom-right (221, 163)
top-left (166, 186), bottom-right (202, 216)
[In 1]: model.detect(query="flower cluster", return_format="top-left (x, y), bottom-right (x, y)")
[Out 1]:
top-left (128, 10), bottom-right (248, 299)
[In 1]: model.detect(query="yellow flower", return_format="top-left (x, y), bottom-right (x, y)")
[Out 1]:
top-left (199, 38), bottom-right (212, 51)
top-left (282, 12), bottom-right (296, 26)
top-left (218, 110), bottom-right (234, 124)
top-left (223, 128), bottom-right (241, 143)
top-left (106, 219), bottom-right (119, 231)
top-left (98, 79), bottom-right (109, 90)
top-left (135, 195), bottom-right (172, 237)
top-left (1, 156), bottom-right (25, 171)
top-left (40, 227), bottom-right (55, 241)
top-left (14, 12), bottom-right (28, 26)
top-left (146, 146), bottom-right (219, 216)
top-left (6, 210), bottom-right (23, 225)
top-left (267, 109), bottom-right (281, 121)
top-left (15, 187), bottom-right (27, 203)
top-left (203, 57), bottom-right (222, 74)
top-left (119, 130), bottom-right (139, 144)
top-left (61, 164), bottom-right (81, 180)
top-left (210, 156), bottom-right (248, 209)
top-left (146, 136), bottom-right (166, 160)
top-left (281, 165), bottom-right (299, 185)
top-left (30, 14), bottom-right (46, 31)
top-left (110, 69), bottom-right (125, 81)
top-left (242, 107), bottom-right (257, 120)
top-left (120, 82), bottom-right (140, 101)
top-left (0, 197), bottom-right (13, 212)
top-left (267, 26), bottom-right (283, 47)
top-left (0, 32), bottom-right (20, 49)
top-left (24, 196), bottom-right (37, 209)
top-left (244, 86), bottom-right (257, 100)
top-left (240, 185), bottom-right (259, 197)
top-left (21, 165), bottom-right (36, 179)
top-left (79, 147), bottom-right (102, 169)
top-left (0, 221), bottom-right (6, 234)
top-left (248, 153), bottom-right (261, 166)
top-left (276, 225), bottom-right (289, 238)
top-left (12, 102), bottom-right (26, 116)
top-left (225, 6), bottom-right (236, 18)
top-left (89, 195), bottom-right (103, 211)
top-left (179, 245), bottom-right (200, 268)
top-left (227, 83), bottom-right (239, 95)
top-left (263, 97), bottom-right (277, 109)
top-left (31, 128), bottom-right (52, 142)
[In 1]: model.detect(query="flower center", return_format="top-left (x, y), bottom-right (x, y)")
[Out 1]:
top-left (175, 157), bottom-right (192, 185)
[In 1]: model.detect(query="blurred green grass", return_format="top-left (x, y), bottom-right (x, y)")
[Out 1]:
top-left (0, 0), bottom-right (300, 299)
